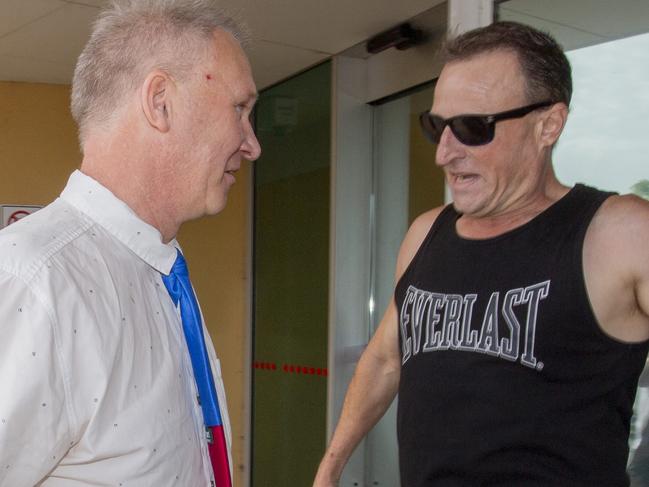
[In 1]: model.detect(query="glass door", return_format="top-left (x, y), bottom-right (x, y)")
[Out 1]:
top-left (252, 61), bottom-right (331, 487)
top-left (360, 83), bottom-right (446, 486)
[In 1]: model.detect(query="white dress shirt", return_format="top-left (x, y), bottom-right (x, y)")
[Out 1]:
top-left (0, 170), bottom-right (231, 486)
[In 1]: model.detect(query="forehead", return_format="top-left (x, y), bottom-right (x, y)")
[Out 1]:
top-left (207, 29), bottom-right (257, 99)
top-left (432, 49), bottom-right (527, 116)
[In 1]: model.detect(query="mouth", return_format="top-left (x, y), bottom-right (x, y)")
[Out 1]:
top-left (449, 171), bottom-right (478, 183)
top-left (223, 167), bottom-right (239, 184)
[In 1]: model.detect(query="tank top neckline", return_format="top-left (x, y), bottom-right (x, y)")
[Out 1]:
top-left (447, 184), bottom-right (584, 245)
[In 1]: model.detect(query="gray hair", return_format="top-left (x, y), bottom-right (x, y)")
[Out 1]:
top-left (71, 0), bottom-right (248, 144)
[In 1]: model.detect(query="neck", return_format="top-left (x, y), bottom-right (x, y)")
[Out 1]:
top-left (80, 130), bottom-right (180, 244)
top-left (456, 167), bottom-right (568, 239)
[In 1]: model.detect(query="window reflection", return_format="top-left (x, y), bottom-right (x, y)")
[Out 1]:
top-left (629, 363), bottom-right (649, 484)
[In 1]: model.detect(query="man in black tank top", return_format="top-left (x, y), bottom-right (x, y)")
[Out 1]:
top-left (314, 22), bottom-right (649, 487)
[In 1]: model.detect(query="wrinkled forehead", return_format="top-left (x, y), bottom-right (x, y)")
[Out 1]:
top-left (432, 49), bottom-right (527, 116)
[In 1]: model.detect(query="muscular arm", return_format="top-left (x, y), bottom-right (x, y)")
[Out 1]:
top-left (584, 194), bottom-right (649, 341)
top-left (313, 208), bottom-right (441, 486)
top-left (634, 198), bottom-right (649, 323)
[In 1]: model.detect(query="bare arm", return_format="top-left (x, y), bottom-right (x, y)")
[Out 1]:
top-left (313, 300), bottom-right (401, 486)
top-left (313, 208), bottom-right (441, 486)
top-left (584, 194), bottom-right (649, 341)
top-left (633, 198), bottom-right (649, 324)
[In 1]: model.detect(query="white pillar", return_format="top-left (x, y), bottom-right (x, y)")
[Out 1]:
top-left (448, 0), bottom-right (494, 37)
top-left (328, 55), bottom-right (374, 486)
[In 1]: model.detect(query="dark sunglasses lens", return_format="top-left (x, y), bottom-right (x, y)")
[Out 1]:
top-left (451, 116), bottom-right (492, 146)
top-left (419, 113), bottom-right (444, 144)
top-left (420, 113), bottom-right (496, 146)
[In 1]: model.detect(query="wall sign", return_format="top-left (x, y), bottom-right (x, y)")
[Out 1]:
top-left (0, 205), bottom-right (42, 229)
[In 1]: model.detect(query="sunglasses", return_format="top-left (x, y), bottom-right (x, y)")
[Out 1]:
top-left (419, 100), bottom-right (554, 146)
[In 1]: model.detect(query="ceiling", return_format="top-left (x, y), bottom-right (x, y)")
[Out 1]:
top-left (0, 0), bottom-right (444, 89)
top-left (1, 1), bottom-right (647, 91)
top-left (498, 0), bottom-right (649, 51)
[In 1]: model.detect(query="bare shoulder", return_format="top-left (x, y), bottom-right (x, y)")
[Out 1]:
top-left (591, 193), bottom-right (649, 286)
top-left (584, 193), bottom-right (649, 341)
top-left (588, 193), bottom-right (649, 246)
top-left (395, 206), bottom-right (446, 281)
top-left (368, 206), bottom-right (447, 364)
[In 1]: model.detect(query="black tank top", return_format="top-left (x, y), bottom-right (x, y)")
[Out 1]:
top-left (395, 185), bottom-right (649, 486)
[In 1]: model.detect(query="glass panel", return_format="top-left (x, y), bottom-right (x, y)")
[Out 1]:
top-left (371, 83), bottom-right (444, 324)
top-left (407, 87), bottom-right (446, 224)
top-left (499, 1), bottom-right (649, 195)
top-left (498, 1), bottom-right (649, 480)
top-left (552, 33), bottom-right (649, 196)
top-left (365, 83), bottom-right (445, 485)
top-left (252, 61), bottom-right (331, 487)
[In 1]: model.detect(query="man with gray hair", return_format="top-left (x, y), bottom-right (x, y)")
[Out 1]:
top-left (0, 0), bottom-right (260, 485)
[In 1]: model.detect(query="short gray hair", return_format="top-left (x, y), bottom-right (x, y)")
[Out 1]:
top-left (71, 0), bottom-right (248, 144)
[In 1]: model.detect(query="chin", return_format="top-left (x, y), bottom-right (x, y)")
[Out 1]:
top-left (203, 186), bottom-right (230, 216)
top-left (206, 200), bottom-right (227, 216)
top-left (451, 197), bottom-right (484, 217)
top-left (450, 193), bottom-right (469, 212)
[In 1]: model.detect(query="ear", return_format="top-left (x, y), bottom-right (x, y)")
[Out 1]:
top-left (141, 70), bottom-right (173, 133)
top-left (538, 102), bottom-right (568, 148)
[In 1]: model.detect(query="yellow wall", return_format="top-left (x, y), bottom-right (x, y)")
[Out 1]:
top-left (0, 82), bottom-right (81, 202)
top-left (0, 81), bottom-right (250, 485)
top-left (409, 86), bottom-right (446, 222)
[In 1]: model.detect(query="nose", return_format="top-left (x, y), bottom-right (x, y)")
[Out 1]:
top-left (241, 122), bottom-right (261, 162)
top-left (435, 126), bottom-right (464, 167)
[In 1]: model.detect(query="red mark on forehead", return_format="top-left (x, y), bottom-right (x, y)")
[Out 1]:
top-left (206, 74), bottom-right (213, 80)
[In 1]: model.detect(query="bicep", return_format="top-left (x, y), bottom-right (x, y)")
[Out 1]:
top-left (615, 197), bottom-right (649, 326)
top-left (637, 254), bottom-right (649, 320)
top-left (366, 298), bottom-right (401, 372)
top-left (584, 195), bottom-right (649, 340)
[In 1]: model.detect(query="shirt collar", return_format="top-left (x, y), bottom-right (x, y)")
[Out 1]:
top-left (60, 170), bottom-right (178, 275)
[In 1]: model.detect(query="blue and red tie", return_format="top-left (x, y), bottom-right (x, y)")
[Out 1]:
top-left (162, 250), bottom-right (231, 487)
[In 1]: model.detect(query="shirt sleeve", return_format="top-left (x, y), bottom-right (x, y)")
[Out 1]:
top-left (0, 270), bottom-right (74, 485)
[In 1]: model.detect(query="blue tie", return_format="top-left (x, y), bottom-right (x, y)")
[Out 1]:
top-left (162, 250), bottom-right (223, 425)
top-left (162, 250), bottom-right (231, 486)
